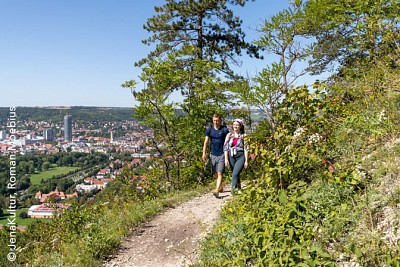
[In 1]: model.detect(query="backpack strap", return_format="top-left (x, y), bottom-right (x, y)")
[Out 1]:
top-left (223, 126), bottom-right (229, 136)
top-left (205, 126), bottom-right (211, 137)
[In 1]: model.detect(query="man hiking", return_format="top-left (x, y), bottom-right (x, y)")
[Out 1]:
top-left (202, 113), bottom-right (229, 197)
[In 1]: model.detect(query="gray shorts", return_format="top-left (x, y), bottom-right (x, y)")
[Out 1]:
top-left (210, 154), bottom-right (225, 174)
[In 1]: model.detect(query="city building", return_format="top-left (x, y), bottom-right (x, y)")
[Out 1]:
top-left (43, 128), bottom-right (54, 141)
top-left (75, 184), bottom-right (98, 192)
top-left (0, 130), bottom-right (6, 140)
top-left (35, 190), bottom-right (78, 203)
top-left (64, 115), bottom-right (72, 142)
top-left (28, 203), bottom-right (71, 218)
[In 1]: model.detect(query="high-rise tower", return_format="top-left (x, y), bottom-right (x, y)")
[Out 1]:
top-left (43, 128), bottom-right (54, 141)
top-left (0, 130), bottom-right (6, 140)
top-left (64, 115), bottom-right (72, 142)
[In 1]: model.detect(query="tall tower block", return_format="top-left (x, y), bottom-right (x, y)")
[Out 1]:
top-left (64, 115), bottom-right (72, 142)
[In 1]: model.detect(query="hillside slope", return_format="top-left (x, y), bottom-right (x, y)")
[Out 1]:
top-left (103, 188), bottom-right (231, 267)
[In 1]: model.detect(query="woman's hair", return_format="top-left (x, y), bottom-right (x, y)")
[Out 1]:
top-left (234, 119), bottom-right (245, 134)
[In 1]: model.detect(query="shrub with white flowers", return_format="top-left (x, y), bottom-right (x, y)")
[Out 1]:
top-left (308, 133), bottom-right (323, 144)
top-left (377, 109), bottom-right (387, 123)
top-left (293, 127), bottom-right (305, 138)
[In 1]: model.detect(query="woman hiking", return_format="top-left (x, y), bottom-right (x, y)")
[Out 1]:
top-left (224, 118), bottom-right (248, 195)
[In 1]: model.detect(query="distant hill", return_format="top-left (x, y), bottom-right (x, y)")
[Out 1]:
top-left (0, 106), bottom-right (136, 123)
top-left (0, 106), bottom-right (266, 124)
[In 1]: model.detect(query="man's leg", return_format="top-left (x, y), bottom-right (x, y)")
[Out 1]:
top-left (216, 172), bottom-right (223, 190)
top-left (212, 155), bottom-right (225, 196)
top-left (216, 154), bottom-right (225, 191)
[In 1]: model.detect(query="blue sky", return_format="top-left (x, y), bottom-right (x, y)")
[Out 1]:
top-left (1, 0), bottom-right (295, 107)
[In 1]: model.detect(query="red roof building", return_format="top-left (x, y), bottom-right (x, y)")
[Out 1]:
top-left (35, 190), bottom-right (78, 203)
top-left (28, 203), bottom-right (71, 218)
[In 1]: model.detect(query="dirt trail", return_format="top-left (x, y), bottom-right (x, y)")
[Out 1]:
top-left (103, 188), bottom-right (231, 267)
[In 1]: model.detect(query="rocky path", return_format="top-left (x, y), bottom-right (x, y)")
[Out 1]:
top-left (103, 188), bottom-right (231, 267)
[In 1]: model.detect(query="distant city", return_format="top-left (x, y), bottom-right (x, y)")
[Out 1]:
top-left (0, 107), bottom-right (153, 156)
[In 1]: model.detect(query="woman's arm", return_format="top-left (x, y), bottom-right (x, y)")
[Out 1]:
top-left (244, 149), bottom-right (249, 169)
top-left (224, 133), bottom-right (231, 166)
top-left (243, 135), bottom-right (249, 168)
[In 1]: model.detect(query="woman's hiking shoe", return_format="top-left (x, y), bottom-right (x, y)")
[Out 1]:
top-left (218, 186), bottom-right (224, 192)
top-left (231, 189), bottom-right (243, 195)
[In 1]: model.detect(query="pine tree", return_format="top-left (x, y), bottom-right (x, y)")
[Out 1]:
top-left (137, 0), bottom-right (259, 76)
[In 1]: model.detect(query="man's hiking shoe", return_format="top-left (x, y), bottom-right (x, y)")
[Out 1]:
top-left (212, 189), bottom-right (219, 198)
top-left (218, 186), bottom-right (224, 192)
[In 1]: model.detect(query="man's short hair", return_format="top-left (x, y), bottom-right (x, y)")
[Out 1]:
top-left (213, 113), bottom-right (221, 119)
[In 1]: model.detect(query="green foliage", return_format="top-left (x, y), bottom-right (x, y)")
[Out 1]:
top-left (198, 74), bottom-right (400, 266)
top-left (302, 0), bottom-right (400, 75)
top-left (197, 1), bottom-right (400, 265)
top-left (249, 83), bottom-right (332, 188)
top-left (198, 182), bottom-right (334, 266)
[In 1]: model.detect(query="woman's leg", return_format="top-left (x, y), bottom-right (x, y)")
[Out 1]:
top-left (230, 153), bottom-right (244, 193)
top-left (229, 155), bottom-right (236, 193)
top-left (237, 173), bottom-right (241, 190)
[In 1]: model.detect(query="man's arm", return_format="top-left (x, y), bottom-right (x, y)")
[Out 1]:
top-left (202, 136), bottom-right (209, 162)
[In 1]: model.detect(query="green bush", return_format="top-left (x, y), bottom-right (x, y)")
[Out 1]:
top-left (198, 181), bottom-right (335, 266)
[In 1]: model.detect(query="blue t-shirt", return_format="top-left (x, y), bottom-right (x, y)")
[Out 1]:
top-left (205, 126), bottom-right (229, 156)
